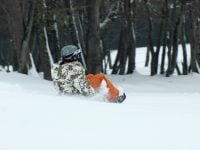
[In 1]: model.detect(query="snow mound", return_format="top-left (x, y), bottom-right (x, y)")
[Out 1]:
top-left (1, 71), bottom-right (200, 150)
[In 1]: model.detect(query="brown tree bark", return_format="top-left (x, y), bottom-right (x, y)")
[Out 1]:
top-left (86, 0), bottom-right (102, 74)
top-left (112, 0), bottom-right (136, 75)
top-left (179, 1), bottom-right (188, 75)
top-left (160, 0), bottom-right (169, 75)
top-left (144, 0), bottom-right (156, 76)
top-left (189, 1), bottom-right (199, 73)
top-left (18, 0), bottom-right (36, 73)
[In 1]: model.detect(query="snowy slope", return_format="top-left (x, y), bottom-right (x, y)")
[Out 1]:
top-left (1, 47), bottom-right (200, 150)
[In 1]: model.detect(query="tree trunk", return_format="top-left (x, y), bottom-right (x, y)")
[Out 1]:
top-left (112, 0), bottom-right (136, 75)
top-left (70, 0), bottom-right (87, 69)
top-left (180, 2), bottom-right (188, 75)
top-left (170, 17), bottom-right (180, 75)
top-left (154, 1), bottom-right (166, 74)
top-left (144, 0), bottom-right (156, 76)
top-left (145, 48), bottom-right (150, 67)
top-left (127, 0), bottom-right (136, 74)
top-left (189, 2), bottom-right (199, 73)
top-left (160, 0), bottom-right (169, 74)
top-left (166, 0), bottom-right (177, 77)
top-left (18, 1), bottom-right (36, 73)
top-left (86, 0), bottom-right (102, 74)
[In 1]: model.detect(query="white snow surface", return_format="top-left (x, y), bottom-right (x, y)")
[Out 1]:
top-left (1, 47), bottom-right (200, 150)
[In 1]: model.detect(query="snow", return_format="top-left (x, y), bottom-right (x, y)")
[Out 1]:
top-left (44, 26), bottom-right (54, 66)
top-left (28, 53), bottom-right (40, 78)
top-left (100, 17), bottom-right (111, 29)
top-left (43, 0), bottom-right (47, 8)
top-left (1, 47), bottom-right (200, 150)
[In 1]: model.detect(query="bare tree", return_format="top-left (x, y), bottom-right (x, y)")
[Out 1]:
top-left (189, 1), bottom-right (200, 73)
top-left (1, 0), bottom-right (199, 78)
top-left (86, 0), bottom-right (102, 74)
top-left (112, 0), bottom-right (136, 75)
top-left (144, 0), bottom-right (156, 76)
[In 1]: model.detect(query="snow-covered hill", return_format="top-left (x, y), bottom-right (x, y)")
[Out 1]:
top-left (0, 70), bottom-right (200, 150)
top-left (1, 46), bottom-right (200, 150)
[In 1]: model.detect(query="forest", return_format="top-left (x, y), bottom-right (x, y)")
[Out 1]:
top-left (0, 0), bottom-right (200, 80)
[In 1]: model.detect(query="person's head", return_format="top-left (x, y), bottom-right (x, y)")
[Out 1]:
top-left (61, 45), bottom-right (81, 62)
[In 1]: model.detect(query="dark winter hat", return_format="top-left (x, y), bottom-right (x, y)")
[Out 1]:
top-left (61, 45), bottom-right (81, 61)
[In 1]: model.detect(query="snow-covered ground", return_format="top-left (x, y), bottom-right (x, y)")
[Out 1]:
top-left (0, 47), bottom-right (200, 150)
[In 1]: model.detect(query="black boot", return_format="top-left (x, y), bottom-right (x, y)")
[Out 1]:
top-left (115, 93), bottom-right (126, 103)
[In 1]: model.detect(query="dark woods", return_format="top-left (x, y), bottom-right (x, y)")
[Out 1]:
top-left (0, 0), bottom-right (199, 80)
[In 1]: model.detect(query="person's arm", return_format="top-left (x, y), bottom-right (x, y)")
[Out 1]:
top-left (51, 63), bottom-right (64, 93)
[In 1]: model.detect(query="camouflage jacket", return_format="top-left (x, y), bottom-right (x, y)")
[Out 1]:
top-left (51, 61), bottom-right (95, 96)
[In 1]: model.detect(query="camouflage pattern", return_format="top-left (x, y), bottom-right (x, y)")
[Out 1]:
top-left (51, 61), bottom-right (95, 96)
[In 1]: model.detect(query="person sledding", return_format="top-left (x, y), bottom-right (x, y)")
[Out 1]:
top-left (51, 45), bottom-right (126, 103)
